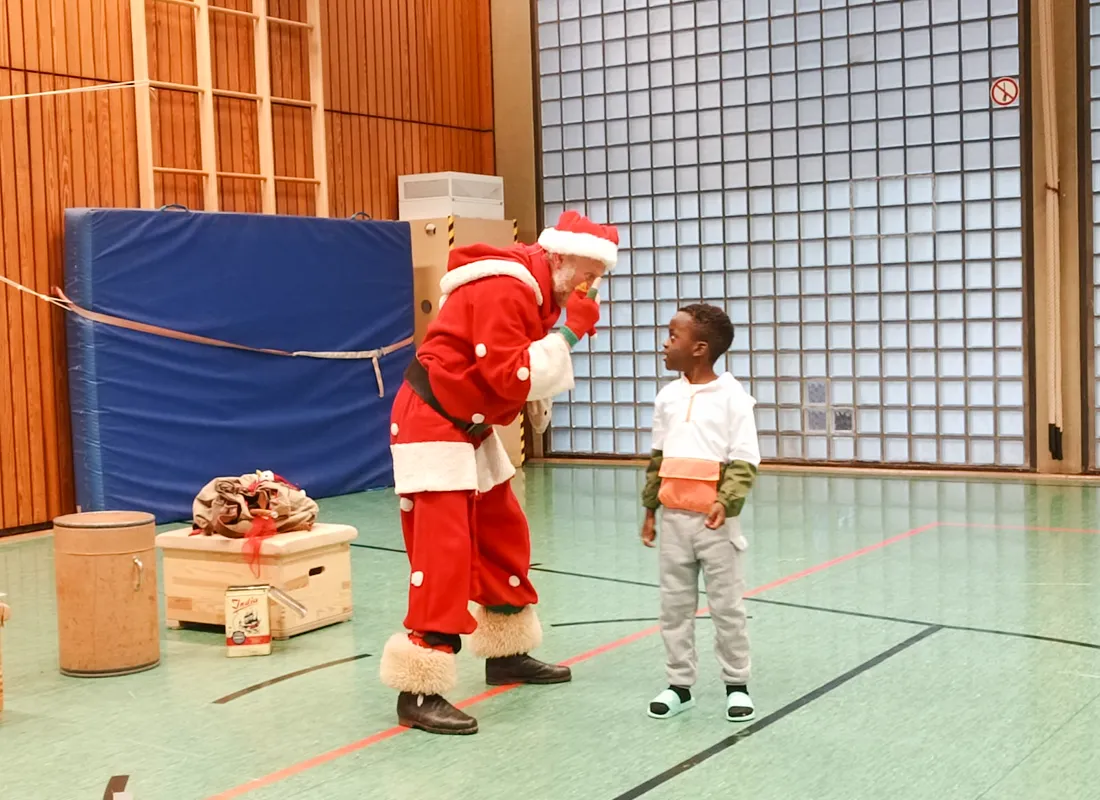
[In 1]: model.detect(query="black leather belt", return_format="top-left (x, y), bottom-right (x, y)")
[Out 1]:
top-left (404, 358), bottom-right (492, 438)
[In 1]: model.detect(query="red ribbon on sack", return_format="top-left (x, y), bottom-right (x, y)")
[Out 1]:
top-left (189, 514), bottom-right (277, 577)
top-left (243, 514), bottom-right (278, 577)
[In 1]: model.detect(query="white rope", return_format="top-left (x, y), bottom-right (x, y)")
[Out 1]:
top-left (0, 79), bottom-right (153, 104)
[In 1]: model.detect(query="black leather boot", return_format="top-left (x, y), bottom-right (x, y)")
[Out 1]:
top-left (485, 654), bottom-right (572, 686)
top-left (397, 692), bottom-right (478, 735)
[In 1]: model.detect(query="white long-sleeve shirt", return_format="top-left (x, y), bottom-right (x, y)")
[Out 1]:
top-left (651, 372), bottom-right (761, 467)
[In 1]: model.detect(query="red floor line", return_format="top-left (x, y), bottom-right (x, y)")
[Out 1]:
top-left (744, 521), bottom-right (941, 597)
top-left (205, 727), bottom-right (407, 800)
top-left (202, 520), bottom-right (941, 800)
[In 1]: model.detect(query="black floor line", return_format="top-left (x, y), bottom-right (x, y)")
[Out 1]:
top-left (551, 616), bottom-right (715, 628)
top-left (748, 597), bottom-right (1100, 652)
top-left (349, 544), bottom-right (542, 569)
top-left (212, 653), bottom-right (372, 704)
top-left (348, 547), bottom-right (1099, 652)
top-left (350, 546), bottom-right (658, 591)
top-left (350, 542), bottom-right (406, 554)
top-left (533, 564), bottom-right (1100, 654)
top-left (610, 626), bottom-right (943, 800)
top-left (552, 616), bottom-right (660, 627)
top-left (530, 566), bottom-right (673, 592)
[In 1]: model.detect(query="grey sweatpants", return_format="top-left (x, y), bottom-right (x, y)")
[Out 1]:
top-left (658, 509), bottom-right (750, 687)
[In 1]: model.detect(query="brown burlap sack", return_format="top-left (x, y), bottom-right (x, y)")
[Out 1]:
top-left (192, 471), bottom-right (318, 539)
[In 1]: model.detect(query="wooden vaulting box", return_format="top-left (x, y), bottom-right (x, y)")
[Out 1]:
top-left (156, 523), bottom-right (357, 640)
top-left (409, 216), bottom-right (526, 469)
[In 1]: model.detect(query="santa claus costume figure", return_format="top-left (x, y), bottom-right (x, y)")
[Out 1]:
top-left (379, 210), bottom-right (618, 734)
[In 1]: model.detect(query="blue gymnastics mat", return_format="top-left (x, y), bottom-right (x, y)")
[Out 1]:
top-left (63, 208), bottom-right (414, 523)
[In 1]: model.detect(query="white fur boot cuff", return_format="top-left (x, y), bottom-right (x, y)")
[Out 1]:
top-left (469, 605), bottom-right (543, 659)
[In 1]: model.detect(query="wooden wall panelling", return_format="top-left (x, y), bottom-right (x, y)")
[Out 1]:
top-left (0, 80), bottom-right (14, 526)
top-left (134, 0), bottom-right (327, 215)
top-left (0, 70), bottom-right (36, 529)
top-left (0, 0), bottom-right (496, 531)
top-left (253, 0), bottom-right (276, 213)
top-left (268, 0), bottom-right (315, 216)
top-left (320, 0), bottom-right (496, 221)
top-left (0, 66), bottom-right (139, 531)
top-left (23, 72), bottom-right (58, 529)
top-left (211, 0), bottom-right (261, 213)
top-left (148, 1), bottom-right (203, 209)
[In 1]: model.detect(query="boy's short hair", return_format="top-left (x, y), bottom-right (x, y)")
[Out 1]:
top-left (680, 303), bottom-right (734, 364)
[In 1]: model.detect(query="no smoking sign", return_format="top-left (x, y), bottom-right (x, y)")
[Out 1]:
top-left (990, 76), bottom-right (1019, 107)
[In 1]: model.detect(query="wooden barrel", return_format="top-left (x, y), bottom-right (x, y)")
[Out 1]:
top-left (53, 511), bottom-right (160, 677)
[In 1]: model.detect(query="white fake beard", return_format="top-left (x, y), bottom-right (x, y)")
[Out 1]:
top-left (552, 263), bottom-right (576, 307)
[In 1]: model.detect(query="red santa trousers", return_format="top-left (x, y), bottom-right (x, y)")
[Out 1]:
top-left (400, 478), bottom-right (537, 636)
top-left (387, 383), bottom-right (542, 643)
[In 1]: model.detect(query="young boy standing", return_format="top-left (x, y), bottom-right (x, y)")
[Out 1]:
top-left (640, 303), bottom-right (761, 722)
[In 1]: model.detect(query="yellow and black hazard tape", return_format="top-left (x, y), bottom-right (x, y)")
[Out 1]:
top-left (447, 215), bottom-right (455, 249)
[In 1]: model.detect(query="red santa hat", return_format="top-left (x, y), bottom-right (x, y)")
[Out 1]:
top-left (537, 210), bottom-right (619, 270)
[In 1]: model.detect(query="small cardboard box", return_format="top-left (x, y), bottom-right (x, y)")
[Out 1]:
top-left (225, 585), bottom-right (272, 657)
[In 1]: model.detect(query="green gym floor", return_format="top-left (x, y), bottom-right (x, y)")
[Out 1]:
top-left (2, 464), bottom-right (1100, 799)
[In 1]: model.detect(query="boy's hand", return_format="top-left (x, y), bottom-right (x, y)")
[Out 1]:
top-left (705, 502), bottom-right (726, 530)
top-left (641, 511), bottom-right (657, 548)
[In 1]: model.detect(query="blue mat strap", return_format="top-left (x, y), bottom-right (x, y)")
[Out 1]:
top-left (53, 287), bottom-right (413, 398)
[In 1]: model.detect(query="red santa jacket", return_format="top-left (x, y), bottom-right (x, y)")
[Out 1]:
top-left (415, 242), bottom-right (575, 428)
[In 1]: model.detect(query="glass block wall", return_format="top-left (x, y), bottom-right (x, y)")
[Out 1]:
top-left (537, 0), bottom-right (1028, 467)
